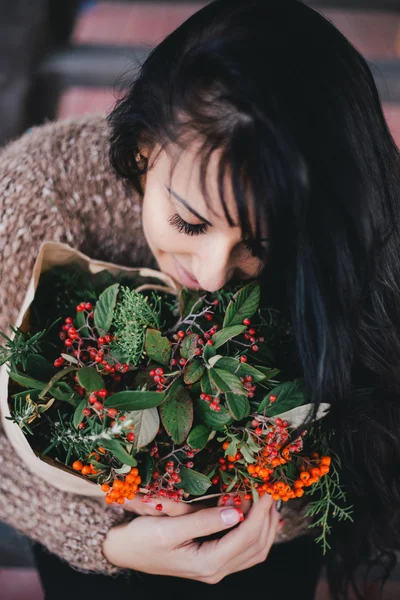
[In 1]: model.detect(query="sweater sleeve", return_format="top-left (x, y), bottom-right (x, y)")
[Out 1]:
top-left (0, 117), bottom-right (139, 575)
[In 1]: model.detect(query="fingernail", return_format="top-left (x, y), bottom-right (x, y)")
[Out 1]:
top-left (221, 508), bottom-right (243, 525)
top-left (279, 519), bottom-right (285, 529)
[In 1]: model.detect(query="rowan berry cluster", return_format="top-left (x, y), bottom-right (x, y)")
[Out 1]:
top-left (100, 468), bottom-right (142, 505)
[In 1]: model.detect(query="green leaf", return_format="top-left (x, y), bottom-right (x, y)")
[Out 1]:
top-left (126, 407), bottom-right (160, 449)
top-left (77, 367), bottom-right (104, 392)
top-left (100, 439), bottom-right (137, 467)
top-left (187, 424), bottom-right (210, 450)
top-left (225, 438), bottom-right (238, 456)
top-left (184, 360), bottom-right (205, 385)
top-left (223, 282), bottom-right (261, 328)
top-left (144, 329), bottom-right (171, 366)
top-left (141, 453), bottom-right (154, 486)
top-left (73, 398), bottom-right (87, 429)
top-left (209, 368), bottom-right (246, 396)
top-left (203, 342), bottom-right (216, 362)
top-left (239, 443), bottom-right (255, 463)
top-left (104, 390), bottom-right (165, 411)
top-left (9, 371), bottom-right (77, 405)
top-left (225, 392), bottom-right (250, 420)
top-left (255, 366), bottom-right (281, 380)
top-left (196, 398), bottom-right (233, 431)
top-left (9, 371), bottom-right (46, 390)
top-left (178, 466), bottom-right (212, 496)
top-left (94, 283), bottom-right (119, 334)
top-left (201, 370), bottom-right (219, 397)
top-left (160, 380), bottom-right (193, 444)
top-left (211, 325), bottom-right (246, 349)
top-left (260, 379), bottom-right (306, 416)
top-left (75, 310), bottom-right (89, 337)
top-left (180, 334), bottom-right (200, 360)
top-left (214, 357), bottom-right (268, 383)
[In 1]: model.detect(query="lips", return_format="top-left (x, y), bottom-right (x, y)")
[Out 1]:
top-left (173, 257), bottom-right (201, 290)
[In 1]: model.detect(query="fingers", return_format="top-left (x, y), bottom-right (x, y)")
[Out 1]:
top-left (213, 494), bottom-right (275, 562)
top-left (217, 493), bottom-right (252, 515)
top-left (162, 504), bottom-right (244, 544)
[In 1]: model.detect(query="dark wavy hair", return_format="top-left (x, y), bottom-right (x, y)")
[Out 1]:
top-left (107, 1), bottom-right (400, 597)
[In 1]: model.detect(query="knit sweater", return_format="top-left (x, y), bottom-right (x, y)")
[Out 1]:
top-left (0, 114), bottom-right (310, 576)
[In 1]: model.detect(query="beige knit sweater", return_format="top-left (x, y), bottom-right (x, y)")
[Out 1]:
top-left (0, 114), bottom-right (310, 576)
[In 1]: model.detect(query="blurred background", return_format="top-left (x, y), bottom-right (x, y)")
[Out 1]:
top-left (0, 1), bottom-right (399, 598)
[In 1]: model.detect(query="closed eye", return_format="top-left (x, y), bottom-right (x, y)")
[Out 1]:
top-left (169, 213), bottom-right (209, 236)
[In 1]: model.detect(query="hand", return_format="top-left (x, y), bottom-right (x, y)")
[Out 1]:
top-left (103, 493), bottom-right (279, 583)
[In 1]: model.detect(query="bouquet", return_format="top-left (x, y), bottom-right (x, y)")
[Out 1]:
top-left (0, 242), bottom-right (353, 553)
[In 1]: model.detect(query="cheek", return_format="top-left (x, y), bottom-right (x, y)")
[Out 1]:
top-left (141, 192), bottom-right (187, 255)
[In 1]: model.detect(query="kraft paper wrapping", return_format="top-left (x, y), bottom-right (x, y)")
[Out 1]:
top-left (0, 242), bottom-right (178, 497)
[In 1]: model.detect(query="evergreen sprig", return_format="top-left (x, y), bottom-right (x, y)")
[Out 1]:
top-left (0, 326), bottom-right (47, 371)
top-left (111, 287), bottom-right (161, 365)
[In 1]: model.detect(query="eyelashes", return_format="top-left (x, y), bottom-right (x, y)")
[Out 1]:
top-left (168, 213), bottom-right (209, 236)
top-left (168, 212), bottom-right (268, 260)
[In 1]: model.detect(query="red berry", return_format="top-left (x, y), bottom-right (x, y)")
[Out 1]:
top-left (98, 337), bottom-right (105, 345)
top-left (186, 461), bottom-right (194, 469)
top-left (82, 408), bottom-right (91, 417)
top-left (204, 313), bottom-right (213, 321)
top-left (127, 432), bottom-right (135, 443)
top-left (177, 330), bottom-right (185, 338)
top-left (240, 355), bottom-right (247, 363)
top-left (98, 389), bottom-right (108, 398)
top-left (194, 348), bottom-right (202, 356)
top-left (252, 345), bottom-right (259, 352)
top-left (243, 318), bottom-right (251, 326)
top-left (65, 339), bottom-right (73, 347)
top-left (85, 303), bottom-right (93, 311)
top-left (155, 504), bottom-right (163, 512)
top-left (155, 368), bottom-right (164, 376)
top-left (149, 370), bottom-right (156, 377)
top-left (88, 393), bottom-right (97, 404)
top-left (78, 422), bottom-right (86, 430)
top-left (255, 427), bottom-right (263, 435)
top-left (93, 401), bottom-right (103, 411)
top-left (108, 408), bottom-right (118, 419)
top-left (65, 317), bottom-right (73, 324)
top-left (270, 394), bottom-right (277, 403)
top-left (206, 340), bottom-right (214, 346)
top-left (248, 328), bottom-right (256, 336)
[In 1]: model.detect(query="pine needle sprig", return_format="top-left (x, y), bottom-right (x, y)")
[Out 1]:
top-left (305, 453), bottom-right (354, 554)
top-left (111, 287), bottom-right (161, 365)
top-left (0, 326), bottom-right (47, 371)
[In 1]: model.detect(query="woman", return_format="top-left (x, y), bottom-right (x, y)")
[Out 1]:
top-left (0, 0), bottom-right (399, 597)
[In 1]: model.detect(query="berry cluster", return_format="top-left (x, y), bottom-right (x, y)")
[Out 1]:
top-left (100, 468), bottom-right (142, 505)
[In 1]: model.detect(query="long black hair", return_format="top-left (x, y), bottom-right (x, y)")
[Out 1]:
top-left (107, 1), bottom-right (400, 597)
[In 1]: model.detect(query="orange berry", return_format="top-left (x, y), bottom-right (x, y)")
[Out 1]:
top-left (98, 447), bottom-right (107, 454)
top-left (101, 483), bottom-right (111, 493)
top-left (312, 452), bottom-right (319, 459)
top-left (117, 497), bottom-right (125, 504)
top-left (320, 456), bottom-right (331, 466)
top-left (222, 441), bottom-right (229, 450)
top-left (247, 464), bottom-right (256, 474)
top-left (72, 460), bottom-right (83, 471)
top-left (125, 474), bottom-right (135, 484)
top-left (105, 495), bottom-right (114, 504)
top-left (227, 455), bottom-right (236, 462)
top-left (130, 468), bottom-right (139, 476)
top-left (127, 493), bottom-right (136, 500)
top-left (109, 490), bottom-right (119, 500)
top-left (134, 476), bottom-right (141, 485)
top-left (293, 480), bottom-right (304, 489)
top-left (300, 472), bottom-right (310, 482)
top-left (320, 465), bottom-right (330, 475)
top-left (295, 488), bottom-right (305, 497)
top-left (311, 468), bottom-right (321, 478)
top-left (272, 493), bottom-right (280, 501)
top-left (130, 484), bottom-right (138, 493)
top-left (81, 465), bottom-right (91, 475)
top-left (113, 479), bottom-right (123, 490)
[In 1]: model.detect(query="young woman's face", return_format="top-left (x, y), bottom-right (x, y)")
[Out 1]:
top-left (141, 143), bottom-right (266, 292)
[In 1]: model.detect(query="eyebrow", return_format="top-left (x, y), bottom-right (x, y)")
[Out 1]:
top-left (165, 185), bottom-right (213, 226)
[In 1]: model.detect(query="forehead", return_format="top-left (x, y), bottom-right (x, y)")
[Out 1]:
top-left (152, 140), bottom-right (257, 228)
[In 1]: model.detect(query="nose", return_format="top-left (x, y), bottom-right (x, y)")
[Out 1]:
top-left (192, 239), bottom-right (235, 292)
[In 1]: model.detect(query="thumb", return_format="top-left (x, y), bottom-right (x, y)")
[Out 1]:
top-left (165, 505), bottom-right (244, 545)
